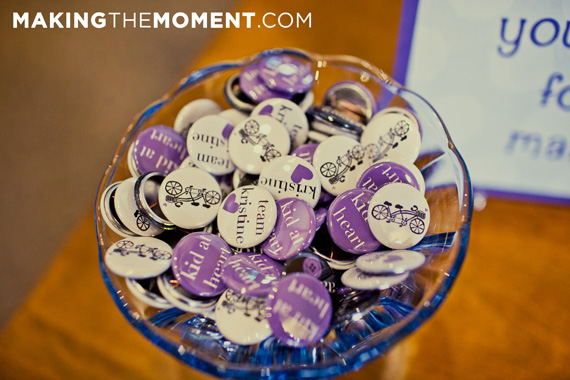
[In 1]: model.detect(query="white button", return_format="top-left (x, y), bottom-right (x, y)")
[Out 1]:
top-left (297, 90), bottom-right (314, 112)
top-left (173, 98), bottom-right (222, 137)
top-left (156, 271), bottom-right (218, 313)
top-left (356, 250), bottom-right (426, 274)
top-left (227, 115), bottom-right (291, 175)
top-left (361, 113), bottom-right (421, 163)
top-left (187, 114), bottom-right (236, 175)
top-left (251, 98), bottom-right (309, 149)
top-left (105, 236), bottom-right (172, 279)
top-left (367, 183), bottom-right (430, 249)
top-left (178, 155), bottom-right (198, 169)
top-left (100, 182), bottom-right (137, 238)
top-left (114, 177), bottom-right (163, 236)
top-left (218, 108), bottom-right (249, 126)
top-left (217, 186), bottom-right (277, 248)
top-left (125, 277), bottom-right (172, 309)
top-left (371, 106), bottom-right (421, 137)
top-left (158, 167), bottom-right (222, 229)
top-left (341, 267), bottom-right (409, 290)
top-left (312, 135), bottom-right (372, 196)
top-left (214, 289), bottom-right (273, 345)
top-left (258, 155), bottom-right (321, 208)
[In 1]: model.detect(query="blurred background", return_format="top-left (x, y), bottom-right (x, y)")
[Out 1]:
top-left (0, 0), bottom-right (235, 327)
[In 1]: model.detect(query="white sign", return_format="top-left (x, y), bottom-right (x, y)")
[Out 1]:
top-left (395, 0), bottom-right (570, 204)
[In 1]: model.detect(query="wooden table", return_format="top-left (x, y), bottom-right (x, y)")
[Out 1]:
top-left (2, 1), bottom-right (570, 379)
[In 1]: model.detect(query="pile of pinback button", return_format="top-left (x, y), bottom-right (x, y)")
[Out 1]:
top-left (101, 53), bottom-right (431, 348)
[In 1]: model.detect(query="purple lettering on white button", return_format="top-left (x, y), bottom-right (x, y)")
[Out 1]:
top-left (356, 160), bottom-right (420, 193)
top-left (239, 63), bottom-right (293, 103)
top-left (222, 252), bottom-right (283, 297)
top-left (171, 232), bottom-right (233, 297)
top-left (266, 273), bottom-right (332, 347)
top-left (326, 189), bottom-right (381, 254)
top-left (261, 198), bottom-right (316, 261)
top-left (257, 55), bottom-right (314, 94)
top-left (130, 125), bottom-right (188, 176)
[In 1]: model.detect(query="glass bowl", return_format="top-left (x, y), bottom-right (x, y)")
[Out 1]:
top-left (94, 48), bottom-right (473, 379)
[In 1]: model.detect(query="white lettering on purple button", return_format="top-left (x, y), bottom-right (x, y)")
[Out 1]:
top-left (131, 125), bottom-right (188, 176)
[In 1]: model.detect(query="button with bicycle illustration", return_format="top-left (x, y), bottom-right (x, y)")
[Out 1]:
top-left (367, 183), bottom-right (430, 249)
top-left (158, 167), bottom-right (222, 229)
top-left (258, 155), bottom-right (321, 208)
top-left (217, 186), bottom-right (278, 249)
top-left (173, 98), bottom-right (222, 138)
top-left (113, 177), bottom-right (163, 237)
top-left (360, 112), bottom-right (421, 163)
top-left (215, 289), bottom-right (273, 345)
top-left (326, 188), bottom-right (381, 254)
top-left (251, 98), bottom-right (309, 149)
top-left (356, 159), bottom-right (425, 194)
top-left (261, 198), bottom-right (317, 260)
top-left (227, 115), bottom-right (291, 175)
top-left (312, 135), bottom-right (372, 196)
top-left (105, 236), bottom-right (173, 279)
top-left (187, 114), bottom-right (236, 175)
top-left (128, 125), bottom-right (188, 177)
top-left (171, 232), bottom-right (233, 297)
top-left (257, 54), bottom-right (314, 94)
top-left (356, 249), bottom-right (426, 275)
top-left (371, 106), bottom-right (421, 138)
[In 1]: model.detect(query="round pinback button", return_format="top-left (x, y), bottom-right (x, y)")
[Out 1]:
top-left (257, 55), bottom-right (314, 94)
top-left (158, 167), bottom-right (222, 229)
top-left (221, 252), bottom-right (283, 297)
top-left (367, 183), bottom-right (430, 249)
top-left (340, 267), bottom-right (409, 290)
top-left (187, 114), bottom-right (236, 175)
top-left (129, 125), bottom-right (188, 176)
top-left (312, 135), bottom-right (371, 196)
top-left (322, 81), bottom-right (377, 124)
top-left (281, 252), bottom-right (334, 282)
top-left (265, 273), bottom-right (332, 347)
top-left (261, 198), bottom-right (317, 261)
top-left (100, 182), bottom-right (138, 238)
top-left (105, 236), bottom-right (173, 279)
top-left (371, 106), bottom-right (421, 138)
top-left (258, 155), bottom-right (321, 208)
top-left (356, 250), bottom-right (426, 275)
top-left (251, 98), bottom-right (309, 149)
top-left (361, 113), bottom-right (421, 163)
top-left (218, 108), bottom-right (249, 126)
top-left (173, 98), bottom-right (222, 138)
top-left (217, 186), bottom-right (278, 249)
top-left (239, 63), bottom-right (294, 103)
top-left (228, 115), bottom-right (291, 175)
top-left (171, 232), bottom-right (233, 297)
top-left (113, 177), bottom-right (163, 237)
top-left (326, 188), bottom-right (381, 254)
top-left (157, 270), bottom-right (218, 313)
top-left (232, 169), bottom-right (259, 189)
top-left (314, 206), bottom-right (328, 230)
top-left (356, 159), bottom-right (424, 194)
top-left (291, 142), bottom-right (318, 165)
top-left (215, 289), bottom-right (273, 345)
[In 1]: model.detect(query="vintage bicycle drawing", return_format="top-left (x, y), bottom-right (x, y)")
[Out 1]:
top-left (133, 210), bottom-right (151, 231)
top-left (370, 201), bottom-right (426, 235)
top-left (319, 145), bottom-right (365, 184)
top-left (220, 290), bottom-right (265, 322)
top-left (113, 240), bottom-right (172, 261)
top-left (163, 181), bottom-right (221, 208)
top-left (239, 119), bottom-right (282, 162)
top-left (365, 119), bottom-right (410, 160)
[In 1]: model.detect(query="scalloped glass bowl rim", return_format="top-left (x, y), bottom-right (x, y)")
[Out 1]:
top-left (95, 47), bottom-right (473, 379)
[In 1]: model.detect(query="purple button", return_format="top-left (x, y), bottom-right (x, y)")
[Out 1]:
top-left (131, 125), bottom-right (188, 175)
top-left (291, 143), bottom-right (318, 165)
top-left (326, 189), bottom-right (381, 254)
top-left (222, 252), bottom-right (283, 297)
top-left (356, 161), bottom-right (420, 192)
top-left (314, 206), bottom-right (328, 230)
top-left (239, 63), bottom-right (293, 103)
top-left (257, 55), bottom-right (314, 94)
top-left (172, 232), bottom-right (233, 297)
top-left (261, 198), bottom-right (316, 261)
top-left (282, 252), bottom-right (334, 282)
top-left (266, 273), bottom-right (332, 347)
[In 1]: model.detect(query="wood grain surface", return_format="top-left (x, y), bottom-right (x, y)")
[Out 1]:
top-left (1, 0), bottom-right (569, 379)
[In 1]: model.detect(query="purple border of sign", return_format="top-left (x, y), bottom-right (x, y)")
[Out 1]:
top-left (393, 0), bottom-right (570, 207)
